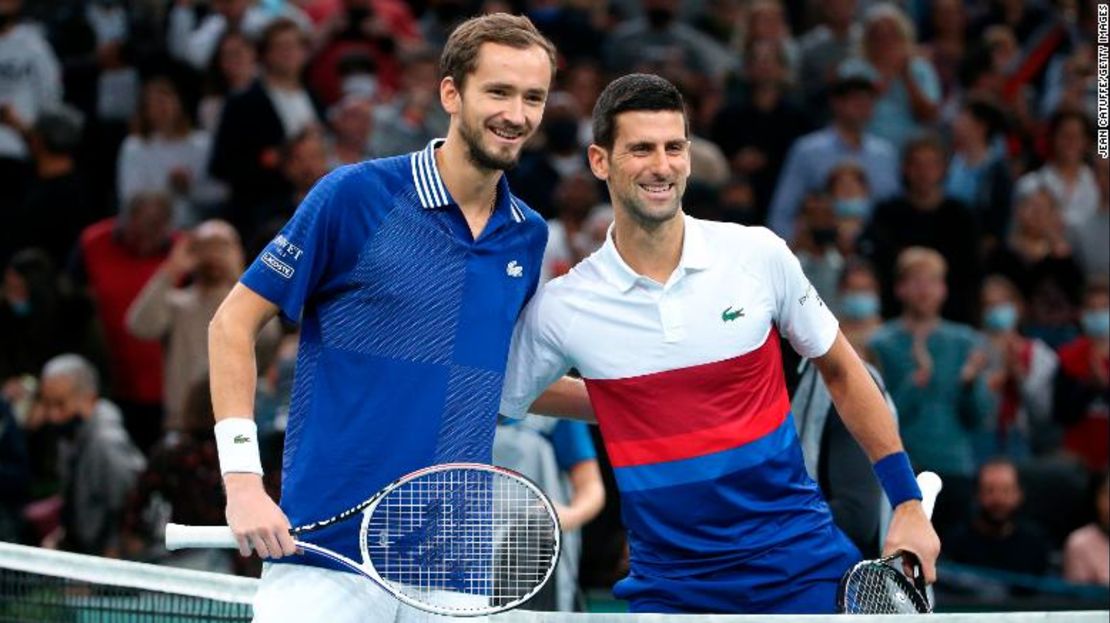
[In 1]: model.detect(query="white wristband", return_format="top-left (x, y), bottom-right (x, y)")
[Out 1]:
top-left (214, 418), bottom-right (264, 476)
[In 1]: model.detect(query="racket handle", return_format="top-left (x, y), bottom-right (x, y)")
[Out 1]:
top-left (916, 471), bottom-right (943, 520)
top-left (165, 523), bottom-right (240, 551)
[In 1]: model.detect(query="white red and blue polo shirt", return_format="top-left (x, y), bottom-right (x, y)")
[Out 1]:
top-left (500, 215), bottom-right (861, 613)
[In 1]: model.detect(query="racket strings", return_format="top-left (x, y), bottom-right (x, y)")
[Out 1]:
top-left (841, 561), bottom-right (929, 614)
top-left (363, 468), bottom-right (557, 610)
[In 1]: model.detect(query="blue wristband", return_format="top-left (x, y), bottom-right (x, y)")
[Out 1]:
top-left (873, 451), bottom-right (922, 508)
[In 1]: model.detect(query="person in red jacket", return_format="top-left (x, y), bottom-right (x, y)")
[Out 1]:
top-left (1054, 280), bottom-right (1110, 472)
top-left (72, 192), bottom-right (175, 453)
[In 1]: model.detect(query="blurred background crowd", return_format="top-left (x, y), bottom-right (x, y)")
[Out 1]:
top-left (0, 0), bottom-right (1106, 613)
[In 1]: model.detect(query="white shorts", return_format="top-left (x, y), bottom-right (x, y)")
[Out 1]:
top-left (251, 563), bottom-right (491, 623)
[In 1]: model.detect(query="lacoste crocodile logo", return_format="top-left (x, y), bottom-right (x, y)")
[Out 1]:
top-left (721, 306), bottom-right (745, 322)
top-left (233, 434), bottom-right (251, 444)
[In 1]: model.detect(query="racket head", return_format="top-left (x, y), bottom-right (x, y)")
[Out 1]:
top-left (358, 462), bottom-right (561, 616)
top-left (837, 552), bottom-right (931, 614)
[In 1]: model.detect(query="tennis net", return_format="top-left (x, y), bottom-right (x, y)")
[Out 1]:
top-left (2, 542), bottom-right (1106, 622)
top-left (0, 542), bottom-right (255, 622)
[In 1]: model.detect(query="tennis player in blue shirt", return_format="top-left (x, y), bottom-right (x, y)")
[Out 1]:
top-left (204, 14), bottom-right (588, 622)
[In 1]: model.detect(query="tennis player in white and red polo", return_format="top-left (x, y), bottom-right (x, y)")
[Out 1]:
top-left (502, 74), bottom-right (941, 614)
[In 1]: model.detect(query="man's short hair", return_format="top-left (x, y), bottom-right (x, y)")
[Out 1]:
top-left (34, 105), bottom-right (84, 154)
top-left (258, 16), bottom-right (307, 58)
top-left (439, 13), bottom-right (556, 92)
top-left (896, 246), bottom-right (947, 281)
top-left (828, 75), bottom-right (877, 98)
top-left (591, 73), bottom-right (688, 150)
top-left (977, 456), bottom-right (1021, 488)
top-left (901, 132), bottom-right (947, 167)
top-left (42, 354), bottom-right (99, 396)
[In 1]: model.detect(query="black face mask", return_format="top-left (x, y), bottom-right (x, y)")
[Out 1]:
top-left (811, 227), bottom-right (838, 247)
top-left (42, 418), bottom-right (84, 441)
top-left (646, 8), bottom-right (675, 30)
top-left (545, 119), bottom-right (579, 153)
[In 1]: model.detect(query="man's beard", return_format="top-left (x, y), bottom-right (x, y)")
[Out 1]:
top-left (611, 176), bottom-right (683, 231)
top-left (459, 116), bottom-right (522, 172)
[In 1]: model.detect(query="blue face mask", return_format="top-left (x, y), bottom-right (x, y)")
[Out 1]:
top-left (984, 303), bottom-right (1018, 332)
top-left (834, 198), bottom-right (870, 219)
top-left (840, 292), bottom-right (880, 320)
top-left (1081, 309), bottom-right (1110, 338)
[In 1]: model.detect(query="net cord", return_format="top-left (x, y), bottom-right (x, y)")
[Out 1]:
top-left (0, 541), bottom-right (258, 605)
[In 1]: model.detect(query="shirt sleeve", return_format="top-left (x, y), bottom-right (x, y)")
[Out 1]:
top-left (550, 420), bottom-right (596, 470)
top-left (239, 168), bottom-right (348, 323)
top-left (759, 228), bottom-right (839, 358)
top-left (499, 286), bottom-right (573, 419)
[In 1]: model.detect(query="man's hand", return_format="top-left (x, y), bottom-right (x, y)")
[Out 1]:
top-left (224, 473), bottom-right (297, 559)
top-left (164, 234), bottom-right (197, 281)
top-left (882, 499), bottom-right (941, 583)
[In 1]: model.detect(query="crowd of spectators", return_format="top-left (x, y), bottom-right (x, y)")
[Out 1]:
top-left (0, 0), bottom-right (1106, 609)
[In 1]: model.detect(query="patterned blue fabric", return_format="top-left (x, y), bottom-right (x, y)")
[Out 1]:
top-left (241, 143), bottom-right (547, 571)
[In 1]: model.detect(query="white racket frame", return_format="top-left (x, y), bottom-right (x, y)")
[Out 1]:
top-left (165, 462), bottom-right (561, 617)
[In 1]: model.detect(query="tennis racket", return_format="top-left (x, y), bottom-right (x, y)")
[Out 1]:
top-left (837, 471), bottom-right (943, 614)
top-left (165, 462), bottom-right (561, 617)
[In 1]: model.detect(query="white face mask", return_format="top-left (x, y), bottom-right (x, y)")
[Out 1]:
top-left (341, 74), bottom-right (378, 100)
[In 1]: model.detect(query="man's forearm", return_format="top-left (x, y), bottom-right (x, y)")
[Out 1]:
top-left (529, 376), bottom-right (595, 423)
top-left (208, 312), bottom-right (261, 422)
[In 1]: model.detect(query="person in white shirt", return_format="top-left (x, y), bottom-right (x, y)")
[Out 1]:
top-left (117, 76), bottom-right (227, 227)
top-left (0, 0), bottom-right (62, 193)
top-left (1014, 109), bottom-right (1099, 229)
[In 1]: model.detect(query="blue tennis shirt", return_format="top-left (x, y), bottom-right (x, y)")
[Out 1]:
top-left (240, 139), bottom-right (547, 570)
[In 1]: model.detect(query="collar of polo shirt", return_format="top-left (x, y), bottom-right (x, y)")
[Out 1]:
top-left (595, 214), bottom-right (714, 292)
top-left (410, 138), bottom-right (526, 224)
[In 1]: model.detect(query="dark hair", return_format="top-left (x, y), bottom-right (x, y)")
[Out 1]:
top-left (837, 257), bottom-right (878, 289)
top-left (828, 75), bottom-right (877, 98)
top-left (258, 17), bottom-right (307, 59)
top-left (439, 13), bottom-right (556, 92)
top-left (963, 97), bottom-right (1007, 139)
top-left (591, 73), bottom-right (688, 150)
top-left (977, 456), bottom-right (1021, 488)
top-left (901, 132), bottom-right (948, 168)
top-left (1047, 108), bottom-right (1095, 144)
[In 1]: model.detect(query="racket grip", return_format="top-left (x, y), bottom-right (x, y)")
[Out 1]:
top-left (165, 524), bottom-right (240, 551)
top-left (916, 472), bottom-right (943, 520)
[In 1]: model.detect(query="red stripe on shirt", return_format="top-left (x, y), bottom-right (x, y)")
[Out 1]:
top-left (584, 329), bottom-right (791, 467)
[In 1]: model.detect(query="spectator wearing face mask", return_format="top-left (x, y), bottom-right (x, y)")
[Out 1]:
top-left (1054, 280), bottom-right (1110, 473)
top-left (836, 260), bottom-right (882, 356)
top-left (0, 250), bottom-right (99, 418)
top-left (978, 275), bottom-right (1058, 460)
top-left (28, 354), bottom-right (145, 557)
